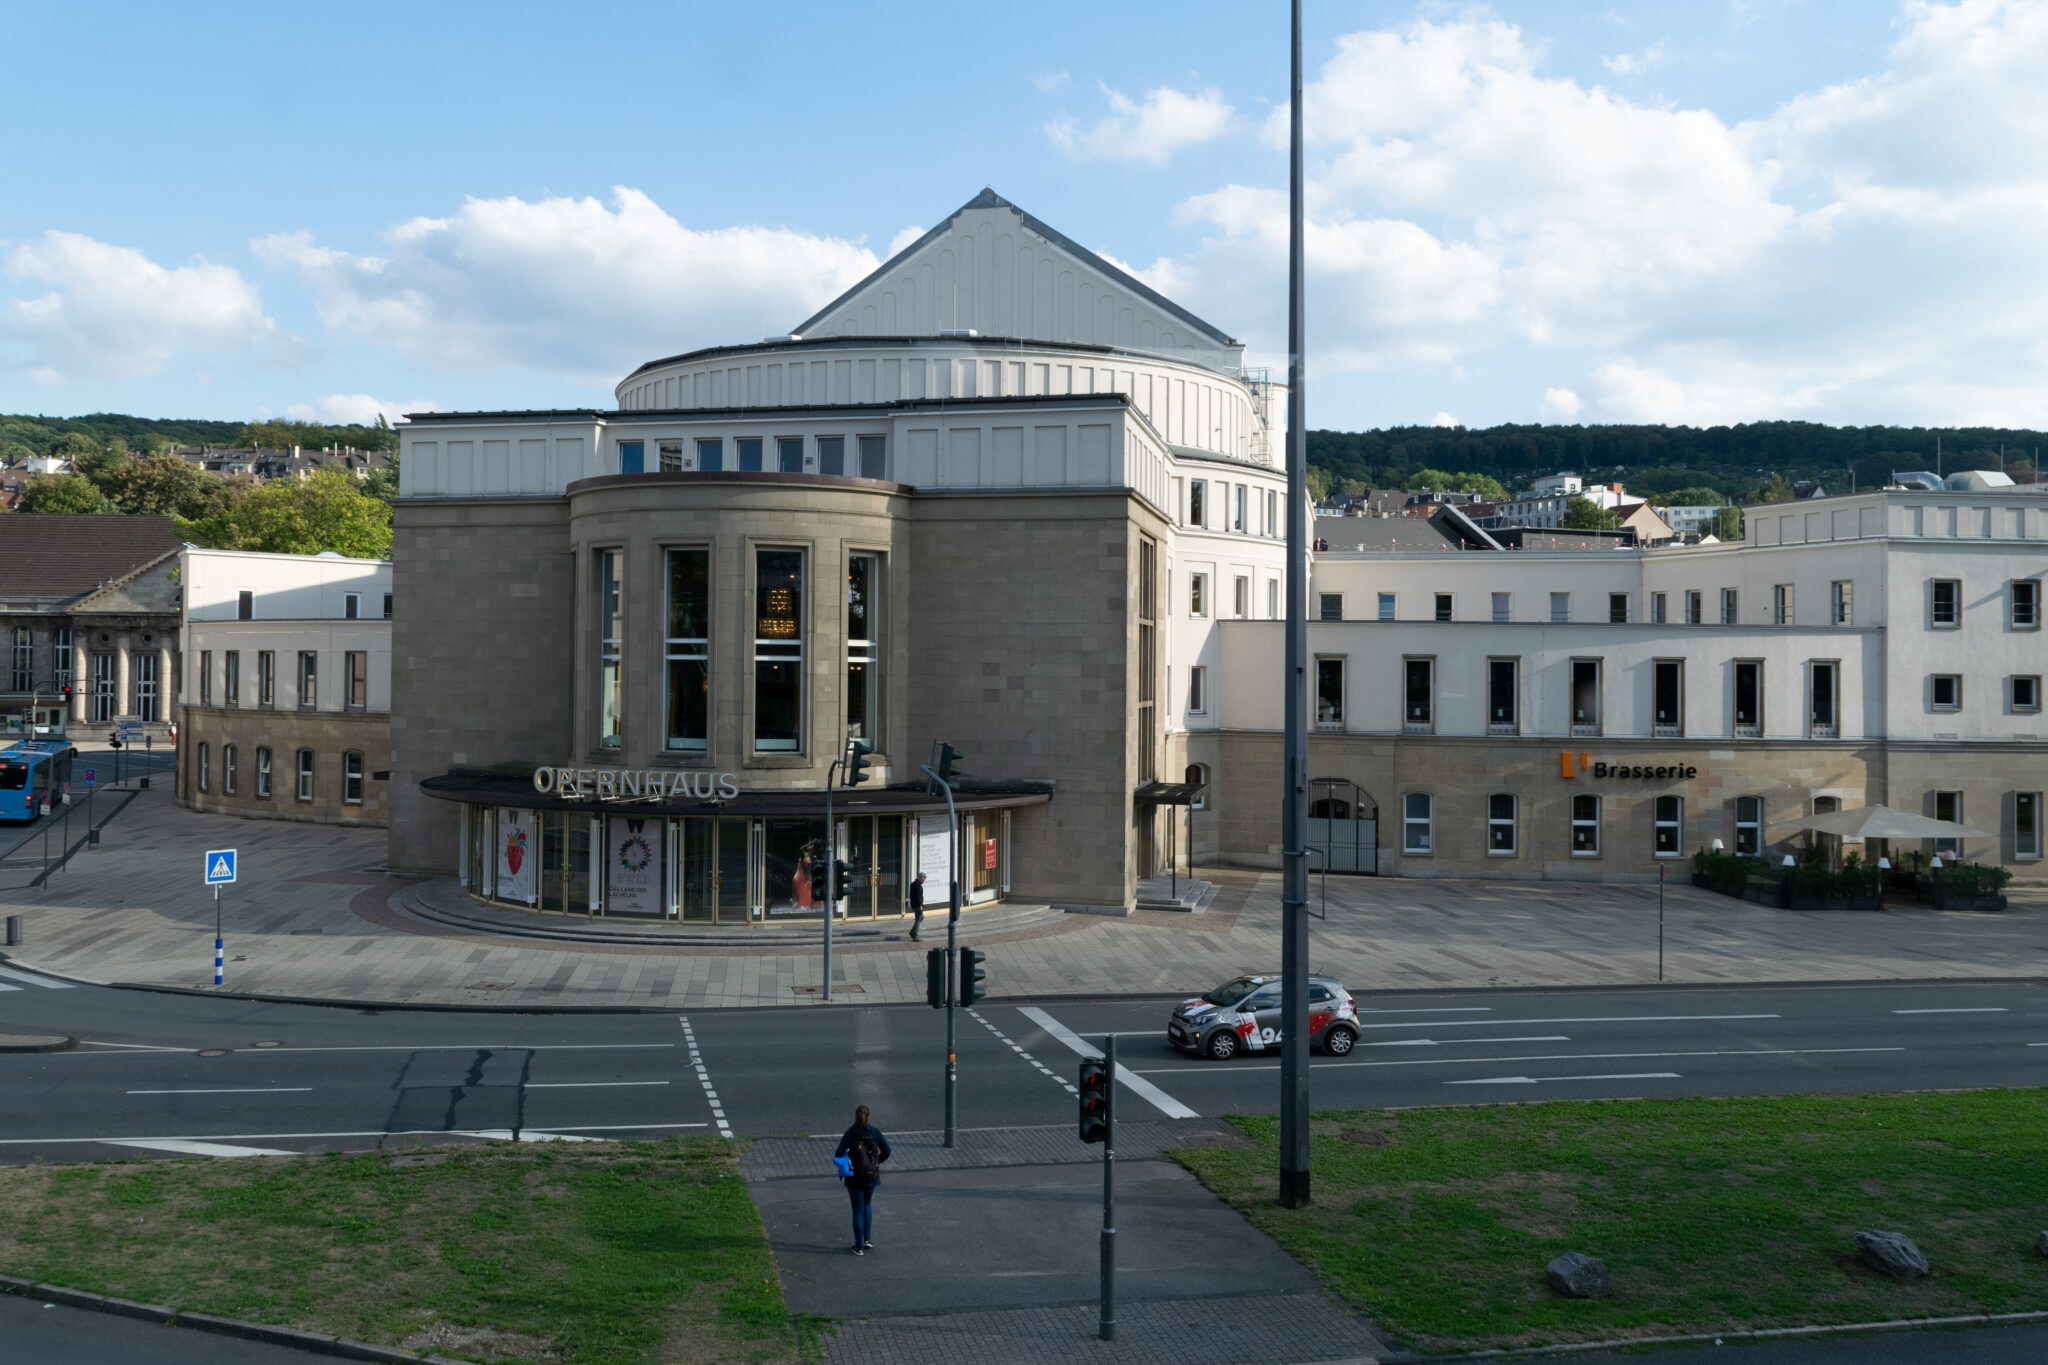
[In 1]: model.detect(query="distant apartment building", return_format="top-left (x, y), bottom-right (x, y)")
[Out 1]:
top-left (176, 548), bottom-right (391, 826)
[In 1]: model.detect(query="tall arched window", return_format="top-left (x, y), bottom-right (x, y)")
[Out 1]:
top-left (1185, 763), bottom-right (1208, 810)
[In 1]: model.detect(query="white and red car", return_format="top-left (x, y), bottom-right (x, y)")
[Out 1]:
top-left (1166, 975), bottom-right (1360, 1060)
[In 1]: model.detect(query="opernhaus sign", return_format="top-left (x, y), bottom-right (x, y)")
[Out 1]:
top-left (534, 766), bottom-right (741, 801)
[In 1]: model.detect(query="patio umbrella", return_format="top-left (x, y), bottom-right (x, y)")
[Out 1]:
top-left (1767, 804), bottom-right (1989, 842)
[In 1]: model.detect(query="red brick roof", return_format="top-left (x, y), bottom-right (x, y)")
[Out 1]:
top-left (0, 515), bottom-right (183, 601)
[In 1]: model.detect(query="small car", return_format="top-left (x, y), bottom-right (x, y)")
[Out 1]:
top-left (1166, 974), bottom-right (1360, 1060)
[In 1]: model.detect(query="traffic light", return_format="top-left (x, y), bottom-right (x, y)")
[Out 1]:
top-left (1078, 1057), bottom-right (1111, 1144)
top-left (925, 947), bottom-right (948, 1008)
top-left (958, 947), bottom-right (987, 1006)
top-left (845, 738), bottom-right (872, 786)
top-left (809, 861), bottom-right (828, 906)
top-left (935, 742), bottom-right (964, 787)
top-left (835, 862), bottom-right (860, 902)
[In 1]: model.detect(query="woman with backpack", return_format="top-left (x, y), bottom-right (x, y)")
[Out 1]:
top-left (834, 1104), bottom-right (892, 1255)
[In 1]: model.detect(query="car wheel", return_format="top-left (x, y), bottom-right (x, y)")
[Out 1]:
top-left (1321, 1025), bottom-right (1358, 1056)
top-left (1206, 1029), bottom-right (1241, 1061)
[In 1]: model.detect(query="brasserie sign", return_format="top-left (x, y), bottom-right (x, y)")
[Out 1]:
top-left (534, 766), bottom-right (741, 801)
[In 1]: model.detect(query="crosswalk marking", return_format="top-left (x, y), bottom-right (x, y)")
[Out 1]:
top-left (0, 964), bottom-right (75, 989)
top-left (107, 1139), bottom-right (296, 1158)
top-left (1017, 1006), bottom-right (1199, 1119)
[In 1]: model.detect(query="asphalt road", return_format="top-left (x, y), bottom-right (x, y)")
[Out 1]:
top-left (0, 966), bottom-right (2041, 1161)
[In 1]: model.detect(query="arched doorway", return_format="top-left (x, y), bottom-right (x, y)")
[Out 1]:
top-left (1308, 778), bottom-right (1377, 874)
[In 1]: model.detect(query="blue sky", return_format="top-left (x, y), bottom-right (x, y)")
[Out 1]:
top-left (3, 1), bottom-right (2041, 432)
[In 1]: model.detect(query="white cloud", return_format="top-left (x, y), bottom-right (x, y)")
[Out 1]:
top-left (1, 231), bottom-right (275, 381)
top-left (885, 225), bottom-right (926, 259)
top-left (254, 187), bottom-right (879, 382)
top-left (1031, 70), bottom-right (1071, 93)
top-left (284, 393), bottom-right (438, 427)
top-left (1047, 84), bottom-right (1233, 164)
top-left (1539, 387), bottom-right (1583, 422)
top-left (1602, 41), bottom-right (1667, 75)
top-left (1431, 411), bottom-right (1461, 428)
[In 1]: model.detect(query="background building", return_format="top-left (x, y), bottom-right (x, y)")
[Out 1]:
top-left (176, 548), bottom-right (391, 825)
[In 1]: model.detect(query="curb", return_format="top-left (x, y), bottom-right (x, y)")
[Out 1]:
top-left (0, 1034), bottom-right (76, 1052)
top-left (1375, 1308), bottom-right (2048, 1363)
top-left (0, 1273), bottom-right (468, 1362)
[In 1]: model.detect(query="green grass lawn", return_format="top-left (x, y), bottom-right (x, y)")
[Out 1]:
top-left (0, 1138), bottom-right (806, 1365)
top-left (1174, 1089), bottom-right (2048, 1355)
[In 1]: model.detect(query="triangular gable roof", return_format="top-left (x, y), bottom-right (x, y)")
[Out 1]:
top-left (795, 188), bottom-right (1237, 356)
top-left (71, 544), bottom-right (184, 614)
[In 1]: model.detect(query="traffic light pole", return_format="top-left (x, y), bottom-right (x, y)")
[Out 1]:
top-left (1100, 1033), bottom-right (1117, 1342)
top-left (920, 759), bottom-right (960, 1149)
top-left (822, 755), bottom-right (841, 1003)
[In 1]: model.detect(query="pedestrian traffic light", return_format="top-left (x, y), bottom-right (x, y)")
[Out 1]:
top-left (809, 861), bottom-right (828, 906)
top-left (1078, 1057), bottom-right (1111, 1144)
top-left (925, 947), bottom-right (947, 1008)
top-left (957, 947), bottom-right (987, 1005)
top-left (845, 737), bottom-right (871, 786)
top-left (934, 741), bottom-right (964, 788)
top-left (835, 862), bottom-right (859, 902)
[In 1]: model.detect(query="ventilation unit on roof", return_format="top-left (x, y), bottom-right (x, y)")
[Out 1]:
top-left (1889, 471), bottom-right (1943, 491)
top-left (1945, 469), bottom-right (2017, 491)
top-left (937, 328), bottom-right (979, 338)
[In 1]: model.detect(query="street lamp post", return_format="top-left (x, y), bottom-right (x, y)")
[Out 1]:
top-left (921, 742), bottom-right (964, 1149)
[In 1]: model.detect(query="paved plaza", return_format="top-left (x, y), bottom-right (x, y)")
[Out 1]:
top-left (2, 783), bottom-right (2043, 1009)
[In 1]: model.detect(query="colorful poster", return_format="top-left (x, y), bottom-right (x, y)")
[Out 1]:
top-left (608, 817), bottom-right (665, 917)
top-left (498, 808), bottom-right (535, 904)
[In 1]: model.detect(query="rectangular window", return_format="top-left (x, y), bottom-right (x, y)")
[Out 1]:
top-left (1734, 660), bottom-right (1763, 737)
top-left (1234, 575), bottom-right (1249, 619)
top-left (1404, 657), bottom-right (1434, 733)
top-left (1654, 794), bottom-right (1684, 857)
top-left (2018, 791), bottom-right (2042, 860)
top-left (1378, 593), bottom-right (1396, 622)
top-left (224, 651), bottom-right (240, 708)
top-left (1773, 584), bottom-right (1793, 625)
top-left (1233, 484), bottom-right (1246, 532)
top-left (753, 548), bottom-right (804, 751)
top-left (382, 594), bottom-right (393, 620)
top-left (237, 590), bottom-right (253, 620)
top-left (344, 592), bottom-right (360, 620)
top-left (298, 651), bottom-right (318, 710)
top-left (343, 752), bottom-right (363, 805)
top-left (2013, 675), bottom-right (2042, 713)
top-left (1435, 593), bottom-right (1453, 622)
top-left (134, 653), bottom-right (157, 722)
top-left (1319, 593), bottom-right (1343, 622)
top-left (777, 437), bottom-right (804, 473)
top-left (1721, 588), bottom-right (1739, 625)
top-left (664, 547), bottom-right (711, 752)
top-left (1266, 489), bottom-right (1277, 537)
top-left (1654, 659), bottom-right (1684, 737)
top-left (2013, 579), bottom-right (2041, 630)
top-left (1735, 795), bottom-right (1763, 857)
top-left (1570, 658), bottom-right (1601, 736)
top-left (1315, 657), bottom-right (1345, 730)
top-left (1931, 578), bottom-right (1960, 627)
top-left (1685, 590), bottom-right (1702, 625)
top-left (1609, 593), bottom-right (1628, 624)
top-left (197, 742), bottom-right (209, 793)
top-left (1189, 480), bottom-right (1206, 528)
top-left (817, 436), bottom-right (845, 476)
top-left (595, 549), bottom-right (622, 748)
top-left (1491, 592), bottom-right (1511, 623)
top-left (1931, 674), bottom-right (1962, 711)
top-left (847, 552), bottom-right (882, 745)
top-left (1402, 792), bottom-right (1433, 855)
top-left (1550, 591), bottom-right (1570, 623)
top-left (1268, 579), bottom-right (1279, 619)
top-left (1487, 793), bottom-right (1517, 855)
top-left (256, 747), bottom-right (272, 799)
top-left (1651, 591), bottom-right (1668, 624)
top-left (1187, 665), bottom-right (1208, 715)
top-left (256, 651), bottom-right (274, 709)
top-left (857, 434), bottom-right (887, 479)
top-left (696, 438), bottom-right (724, 472)
top-left (1190, 573), bottom-right (1209, 618)
top-left (295, 749), bottom-right (314, 802)
top-left (1571, 793), bottom-right (1601, 856)
top-left (1138, 537), bottom-right (1157, 783)
top-left (52, 626), bottom-right (70, 691)
top-left (345, 651), bottom-right (367, 710)
top-left (1809, 661), bottom-right (1839, 738)
top-left (658, 441), bottom-right (683, 472)
top-left (737, 437), bottom-right (763, 472)
top-left (1933, 790), bottom-right (1963, 857)
top-left (222, 744), bottom-right (237, 796)
top-left (1488, 658), bottom-right (1518, 735)
top-left (618, 440), bottom-right (644, 474)
top-left (1832, 581), bottom-right (1852, 625)
top-left (89, 653), bottom-right (114, 723)
top-left (199, 650), bottom-right (212, 706)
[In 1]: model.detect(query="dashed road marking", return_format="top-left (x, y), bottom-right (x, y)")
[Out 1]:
top-left (1016, 1006), bottom-right (1199, 1119)
top-left (966, 1008), bottom-right (1077, 1096)
top-left (1447, 1072), bottom-right (1681, 1086)
top-left (678, 1016), bottom-right (731, 1138)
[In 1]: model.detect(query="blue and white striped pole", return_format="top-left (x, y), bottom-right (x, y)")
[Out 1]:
top-left (214, 885), bottom-right (224, 985)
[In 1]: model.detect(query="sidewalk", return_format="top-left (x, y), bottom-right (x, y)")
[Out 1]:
top-left (2, 784), bottom-right (2044, 1009)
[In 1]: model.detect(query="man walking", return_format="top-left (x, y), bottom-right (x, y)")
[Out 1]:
top-left (835, 1104), bottom-right (891, 1255)
top-left (908, 872), bottom-right (926, 941)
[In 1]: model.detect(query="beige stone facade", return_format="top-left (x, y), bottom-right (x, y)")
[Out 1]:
top-left (178, 705), bottom-right (391, 826)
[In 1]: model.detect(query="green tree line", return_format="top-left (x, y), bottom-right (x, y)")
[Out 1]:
top-left (2, 410), bottom-right (398, 469)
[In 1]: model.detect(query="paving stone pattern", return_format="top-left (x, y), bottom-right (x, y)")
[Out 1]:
top-left (5, 786), bottom-right (2045, 1009)
top-left (744, 1119), bottom-right (1246, 1182)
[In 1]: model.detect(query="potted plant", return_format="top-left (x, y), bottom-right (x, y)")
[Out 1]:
top-left (1930, 861), bottom-right (2012, 912)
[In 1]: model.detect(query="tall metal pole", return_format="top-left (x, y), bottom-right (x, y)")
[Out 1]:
top-left (1100, 1033), bottom-right (1117, 1342)
top-left (823, 757), bottom-right (840, 1003)
top-left (1278, 0), bottom-right (1313, 1210)
top-left (922, 764), bottom-right (961, 1148)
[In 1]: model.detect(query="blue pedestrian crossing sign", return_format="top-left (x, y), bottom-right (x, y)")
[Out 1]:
top-left (204, 849), bottom-right (238, 885)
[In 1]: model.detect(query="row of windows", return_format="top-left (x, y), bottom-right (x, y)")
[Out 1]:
top-left (1312, 592), bottom-right (1633, 624)
top-left (229, 589), bottom-right (391, 621)
top-left (617, 434), bottom-right (889, 479)
top-left (9, 626), bottom-right (75, 693)
top-left (193, 743), bottom-right (364, 804)
top-left (1183, 478), bottom-right (1280, 538)
top-left (1648, 578), bottom-right (2039, 630)
top-left (593, 546), bottom-right (882, 756)
top-left (194, 650), bottom-right (368, 711)
top-left (1189, 571), bottom-right (1282, 621)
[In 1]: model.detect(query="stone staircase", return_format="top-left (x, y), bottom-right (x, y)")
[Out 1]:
top-left (1135, 875), bottom-right (1217, 913)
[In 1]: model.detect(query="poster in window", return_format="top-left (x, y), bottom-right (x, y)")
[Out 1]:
top-left (607, 817), bottom-right (665, 917)
top-left (918, 823), bottom-right (952, 900)
top-left (984, 838), bottom-right (997, 871)
top-left (498, 808), bottom-right (536, 905)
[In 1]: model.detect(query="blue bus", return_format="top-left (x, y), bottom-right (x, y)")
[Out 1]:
top-left (0, 740), bottom-right (77, 821)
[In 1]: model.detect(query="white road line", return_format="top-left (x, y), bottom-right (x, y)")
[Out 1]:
top-left (1892, 1008), bottom-right (2008, 1014)
top-left (71, 1041), bottom-right (681, 1056)
top-left (107, 1139), bottom-right (296, 1158)
top-left (451, 1129), bottom-right (603, 1143)
top-left (678, 1016), bottom-right (731, 1138)
top-left (77, 1041), bottom-right (198, 1052)
top-left (1133, 1046), bottom-right (1906, 1075)
top-left (1448, 1072), bottom-right (1682, 1086)
top-left (0, 1122), bottom-right (714, 1148)
top-left (0, 982), bottom-right (16, 992)
top-left (967, 1009), bottom-right (1077, 1095)
top-left (1361, 1007), bottom-right (1493, 1015)
top-left (1016, 1006), bottom-right (1198, 1119)
top-left (0, 964), bottom-right (74, 989)
top-left (524, 1081), bottom-right (669, 1089)
top-left (1366, 1036), bottom-right (1570, 1048)
top-left (126, 1088), bottom-right (313, 1096)
top-left (1355, 1013), bottom-right (1780, 1031)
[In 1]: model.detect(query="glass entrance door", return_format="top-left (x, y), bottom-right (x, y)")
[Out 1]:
top-left (680, 818), bottom-right (714, 923)
top-left (716, 818), bottom-right (752, 923)
top-left (838, 815), bottom-right (905, 919)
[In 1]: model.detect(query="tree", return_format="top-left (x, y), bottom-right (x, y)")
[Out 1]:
top-left (1306, 466), bottom-right (1333, 503)
top-left (1409, 467), bottom-right (1454, 491)
top-left (1562, 496), bottom-right (1623, 530)
top-left (104, 454), bottom-right (228, 518)
top-left (1755, 473), bottom-right (1795, 503)
top-left (362, 449), bottom-right (401, 504)
top-left (1449, 471), bottom-right (1507, 500)
top-left (1649, 486), bottom-right (1726, 507)
top-left (1712, 505), bottom-right (1745, 540)
top-left (18, 472), bottom-right (114, 514)
top-left (177, 468), bottom-right (392, 558)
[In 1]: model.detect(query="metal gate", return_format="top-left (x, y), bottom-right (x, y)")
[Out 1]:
top-left (1308, 779), bottom-right (1377, 874)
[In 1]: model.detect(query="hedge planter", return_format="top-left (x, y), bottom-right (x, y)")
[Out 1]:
top-left (1743, 879), bottom-right (1788, 909)
top-left (1692, 873), bottom-right (1747, 898)
top-left (1932, 893), bottom-right (2008, 912)
top-left (1787, 894), bottom-right (1885, 912)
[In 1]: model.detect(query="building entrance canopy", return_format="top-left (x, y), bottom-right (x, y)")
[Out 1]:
top-left (421, 768), bottom-right (1050, 820)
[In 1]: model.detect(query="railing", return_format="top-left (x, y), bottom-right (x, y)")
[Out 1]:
top-left (1653, 722), bottom-right (1683, 738)
top-left (1570, 722), bottom-right (1600, 738)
